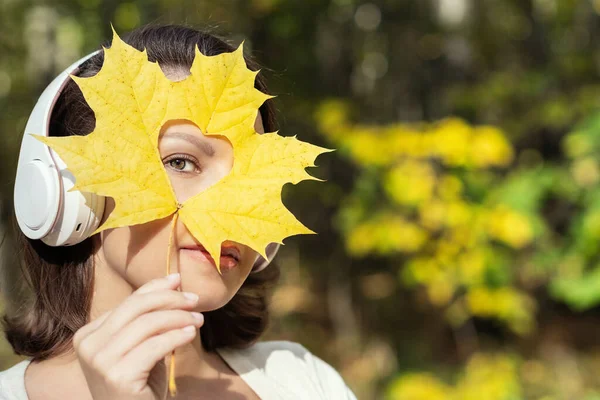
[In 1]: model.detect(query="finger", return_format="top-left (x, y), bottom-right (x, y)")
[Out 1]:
top-left (73, 273), bottom-right (180, 348)
top-left (85, 310), bottom-right (112, 333)
top-left (84, 289), bottom-right (199, 352)
top-left (135, 272), bottom-right (181, 295)
top-left (96, 310), bottom-right (204, 363)
top-left (73, 309), bottom-right (112, 349)
top-left (114, 325), bottom-right (199, 381)
top-left (89, 273), bottom-right (181, 333)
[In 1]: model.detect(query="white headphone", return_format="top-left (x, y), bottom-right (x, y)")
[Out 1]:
top-left (14, 50), bottom-right (279, 273)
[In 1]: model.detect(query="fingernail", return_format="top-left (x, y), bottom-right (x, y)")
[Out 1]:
top-left (183, 292), bottom-right (199, 302)
top-left (166, 273), bottom-right (180, 281)
top-left (191, 312), bottom-right (203, 322)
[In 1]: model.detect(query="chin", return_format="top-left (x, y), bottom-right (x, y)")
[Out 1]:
top-left (177, 251), bottom-right (248, 311)
top-left (180, 275), bottom-right (239, 311)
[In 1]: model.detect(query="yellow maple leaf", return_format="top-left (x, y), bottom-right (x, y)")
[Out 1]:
top-left (35, 27), bottom-right (333, 274)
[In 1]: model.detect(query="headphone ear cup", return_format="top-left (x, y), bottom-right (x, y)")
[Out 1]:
top-left (250, 242), bottom-right (281, 273)
top-left (14, 159), bottom-right (61, 239)
top-left (41, 164), bottom-right (105, 247)
top-left (14, 49), bottom-right (103, 246)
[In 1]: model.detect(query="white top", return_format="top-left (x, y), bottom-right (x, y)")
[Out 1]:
top-left (0, 340), bottom-right (357, 399)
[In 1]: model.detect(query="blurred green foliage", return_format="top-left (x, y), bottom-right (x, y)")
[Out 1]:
top-left (5, 0), bottom-right (600, 399)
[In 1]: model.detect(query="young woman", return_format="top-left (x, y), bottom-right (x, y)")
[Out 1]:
top-left (0, 24), bottom-right (356, 399)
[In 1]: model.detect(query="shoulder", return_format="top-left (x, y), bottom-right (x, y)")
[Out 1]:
top-left (218, 340), bottom-right (357, 399)
top-left (0, 359), bottom-right (31, 400)
top-left (227, 340), bottom-right (314, 365)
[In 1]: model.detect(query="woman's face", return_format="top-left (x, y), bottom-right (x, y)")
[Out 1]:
top-left (94, 113), bottom-right (265, 312)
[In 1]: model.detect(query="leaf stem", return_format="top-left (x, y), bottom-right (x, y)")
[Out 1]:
top-left (167, 211), bottom-right (180, 397)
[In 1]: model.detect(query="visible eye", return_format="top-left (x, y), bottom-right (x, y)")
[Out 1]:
top-left (163, 154), bottom-right (201, 174)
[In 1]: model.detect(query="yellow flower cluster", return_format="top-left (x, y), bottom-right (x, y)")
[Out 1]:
top-left (346, 212), bottom-right (429, 256)
top-left (465, 287), bottom-right (536, 334)
top-left (316, 100), bottom-right (536, 333)
top-left (387, 353), bottom-right (521, 400)
top-left (418, 199), bottom-right (474, 231)
top-left (316, 100), bottom-right (514, 169)
top-left (485, 205), bottom-right (534, 249)
top-left (385, 160), bottom-right (436, 207)
top-left (454, 353), bottom-right (522, 400)
top-left (387, 373), bottom-right (450, 400)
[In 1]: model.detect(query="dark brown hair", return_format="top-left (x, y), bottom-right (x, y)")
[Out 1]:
top-left (2, 23), bottom-right (280, 361)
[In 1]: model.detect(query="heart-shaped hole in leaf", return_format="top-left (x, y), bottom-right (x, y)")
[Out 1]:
top-left (159, 119), bottom-right (234, 204)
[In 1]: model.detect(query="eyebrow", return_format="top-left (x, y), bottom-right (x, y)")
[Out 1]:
top-left (161, 131), bottom-right (215, 157)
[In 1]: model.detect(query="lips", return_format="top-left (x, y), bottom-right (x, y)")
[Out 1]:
top-left (179, 243), bottom-right (241, 270)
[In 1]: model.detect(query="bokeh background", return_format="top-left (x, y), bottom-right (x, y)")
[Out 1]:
top-left (4, 0), bottom-right (600, 399)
